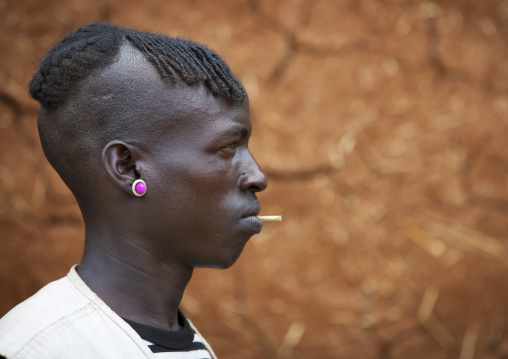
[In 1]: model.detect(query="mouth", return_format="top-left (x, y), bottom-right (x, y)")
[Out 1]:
top-left (240, 202), bottom-right (263, 233)
top-left (241, 202), bottom-right (262, 218)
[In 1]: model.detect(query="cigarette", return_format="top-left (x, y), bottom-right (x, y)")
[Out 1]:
top-left (257, 216), bottom-right (282, 222)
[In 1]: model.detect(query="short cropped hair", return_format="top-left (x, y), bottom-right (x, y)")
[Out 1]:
top-left (29, 22), bottom-right (246, 109)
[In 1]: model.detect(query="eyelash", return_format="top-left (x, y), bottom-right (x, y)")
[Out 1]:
top-left (223, 141), bottom-right (239, 150)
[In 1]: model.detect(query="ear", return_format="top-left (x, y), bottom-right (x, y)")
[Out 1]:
top-left (102, 140), bottom-right (143, 195)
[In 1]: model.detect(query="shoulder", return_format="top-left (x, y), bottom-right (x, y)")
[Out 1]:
top-left (0, 269), bottom-right (153, 359)
top-left (0, 275), bottom-right (92, 358)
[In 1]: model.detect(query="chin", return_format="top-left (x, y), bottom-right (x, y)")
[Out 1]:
top-left (196, 248), bottom-right (245, 269)
top-left (217, 256), bottom-right (240, 269)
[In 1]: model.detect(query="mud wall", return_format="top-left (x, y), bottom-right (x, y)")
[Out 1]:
top-left (1, 0), bottom-right (508, 358)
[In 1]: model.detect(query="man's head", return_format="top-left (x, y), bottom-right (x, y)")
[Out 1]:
top-left (29, 23), bottom-right (267, 269)
top-left (29, 23), bottom-right (246, 200)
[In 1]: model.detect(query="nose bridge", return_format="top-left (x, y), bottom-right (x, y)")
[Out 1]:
top-left (241, 149), bottom-right (268, 192)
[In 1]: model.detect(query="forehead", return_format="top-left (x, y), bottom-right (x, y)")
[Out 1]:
top-left (146, 80), bottom-right (252, 148)
top-left (79, 43), bottom-right (251, 144)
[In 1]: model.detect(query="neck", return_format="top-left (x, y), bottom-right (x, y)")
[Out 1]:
top-left (77, 231), bottom-right (193, 331)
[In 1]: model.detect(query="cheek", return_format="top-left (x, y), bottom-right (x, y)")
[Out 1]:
top-left (153, 157), bottom-right (236, 212)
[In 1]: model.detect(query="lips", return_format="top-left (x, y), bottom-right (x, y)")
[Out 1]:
top-left (241, 202), bottom-right (261, 218)
top-left (240, 201), bottom-right (263, 233)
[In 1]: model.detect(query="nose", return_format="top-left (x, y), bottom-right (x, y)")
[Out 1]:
top-left (239, 151), bottom-right (268, 193)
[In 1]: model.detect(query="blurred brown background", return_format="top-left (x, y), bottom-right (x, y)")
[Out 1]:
top-left (1, 0), bottom-right (508, 358)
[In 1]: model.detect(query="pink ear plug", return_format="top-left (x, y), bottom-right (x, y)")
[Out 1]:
top-left (132, 179), bottom-right (147, 197)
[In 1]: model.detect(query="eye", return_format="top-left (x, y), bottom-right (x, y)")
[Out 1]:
top-left (220, 141), bottom-right (239, 156)
top-left (222, 141), bottom-right (239, 150)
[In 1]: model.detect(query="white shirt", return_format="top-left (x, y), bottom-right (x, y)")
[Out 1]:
top-left (0, 266), bottom-right (217, 359)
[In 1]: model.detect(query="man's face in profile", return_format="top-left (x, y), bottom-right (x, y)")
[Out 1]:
top-left (129, 81), bottom-right (268, 270)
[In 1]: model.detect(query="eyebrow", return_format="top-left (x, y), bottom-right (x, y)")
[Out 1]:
top-left (215, 126), bottom-right (249, 141)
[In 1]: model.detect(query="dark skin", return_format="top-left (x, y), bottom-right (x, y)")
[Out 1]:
top-left (72, 44), bottom-right (267, 331)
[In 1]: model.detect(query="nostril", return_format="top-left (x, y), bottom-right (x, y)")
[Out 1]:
top-left (249, 184), bottom-right (262, 193)
top-left (240, 152), bottom-right (268, 192)
top-left (240, 171), bottom-right (268, 192)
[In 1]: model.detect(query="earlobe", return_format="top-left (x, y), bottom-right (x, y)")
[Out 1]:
top-left (102, 140), bottom-right (143, 195)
